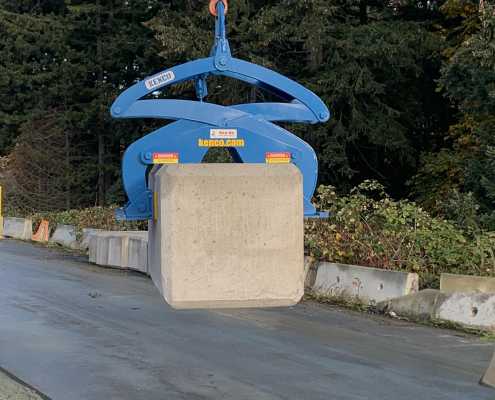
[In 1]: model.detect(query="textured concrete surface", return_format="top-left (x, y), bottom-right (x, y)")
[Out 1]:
top-left (87, 231), bottom-right (148, 270)
top-left (312, 262), bottom-right (419, 304)
top-left (377, 289), bottom-right (495, 331)
top-left (441, 273), bottom-right (495, 294)
top-left (149, 164), bottom-right (304, 309)
top-left (0, 368), bottom-right (46, 400)
top-left (128, 237), bottom-right (148, 274)
top-left (0, 240), bottom-right (493, 400)
top-left (3, 217), bottom-right (32, 241)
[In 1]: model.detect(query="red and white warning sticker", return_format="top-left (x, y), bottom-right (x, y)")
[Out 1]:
top-left (210, 128), bottom-right (238, 139)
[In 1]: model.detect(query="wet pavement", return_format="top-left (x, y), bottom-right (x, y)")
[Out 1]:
top-left (0, 239), bottom-right (493, 400)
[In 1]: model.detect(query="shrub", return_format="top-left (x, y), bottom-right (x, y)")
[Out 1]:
top-left (305, 180), bottom-right (495, 288)
top-left (30, 206), bottom-right (146, 239)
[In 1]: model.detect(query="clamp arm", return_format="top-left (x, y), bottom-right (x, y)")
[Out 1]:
top-left (111, 57), bottom-right (330, 124)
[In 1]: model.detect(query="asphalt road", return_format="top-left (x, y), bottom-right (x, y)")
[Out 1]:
top-left (0, 239), bottom-right (493, 400)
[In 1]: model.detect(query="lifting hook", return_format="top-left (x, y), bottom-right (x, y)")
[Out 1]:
top-left (209, 0), bottom-right (228, 16)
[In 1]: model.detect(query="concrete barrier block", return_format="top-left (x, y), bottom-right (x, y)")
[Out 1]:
top-left (80, 228), bottom-right (102, 251)
top-left (376, 289), bottom-right (441, 320)
top-left (106, 236), bottom-right (128, 268)
top-left (50, 224), bottom-right (78, 249)
top-left (95, 236), bottom-right (110, 266)
top-left (128, 237), bottom-right (148, 274)
top-left (377, 289), bottom-right (495, 332)
top-left (88, 235), bottom-right (98, 264)
top-left (440, 273), bottom-right (495, 294)
top-left (481, 350), bottom-right (495, 388)
top-left (436, 292), bottom-right (495, 331)
top-left (149, 164), bottom-right (304, 309)
top-left (304, 256), bottom-right (318, 290)
top-left (3, 217), bottom-right (32, 241)
top-left (87, 231), bottom-right (148, 271)
top-left (312, 262), bottom-right (419, 304)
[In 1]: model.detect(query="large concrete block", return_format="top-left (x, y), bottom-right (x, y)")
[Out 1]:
top-left (312, 262), bottom-right (419, 304)
top-left (3, 217), bottom-right (32, 241)
top-left (440, 273), bottom-right (495, 294)
top-left (148, 164), bottom-right (304, 309)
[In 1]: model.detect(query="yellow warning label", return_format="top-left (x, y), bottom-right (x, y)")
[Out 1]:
top-left (152, 152), bottom-right (179, 164)
top-left (198, 139), bottom-right (245, 148)
top-left (266, 152), bottom-right (291, 164)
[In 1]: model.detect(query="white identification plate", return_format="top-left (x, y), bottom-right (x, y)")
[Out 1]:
top-left (210, 129), bottom-right (238, 139)
top-left (145, 70), bottom-right (175, 91)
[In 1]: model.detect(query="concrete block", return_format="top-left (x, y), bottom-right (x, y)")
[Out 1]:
top-left (128, 237), bottom-right (148, 274)
top-left (107, 236), bottom-right (126, 268)
top-left (95, 236), bottom-right (110, 266)
top-left (304, 256), bottom-right (318, 290)
top-left (88, 235), bottom-right (98, 264)
top-left (3, 217), bottom-right (32, 240)
top-left (481, 350), bottom-right (495, 388)
top-left (440, 273), bottom-right (495, 294)
top-left (87, 230), bottom-right (148, 272)
top-left (149, 164), bottom-right (304, 310)
top-left (436, 292), bottom-right (495, 331)
top-left (377, 289), bottom-right (495, 332)
top-left (50, 224), bottom-right (78, 249)
top-left (376, 289), bottom-right (442, 320)
top-left (312, 262), bottom-right (419, 304)
top-left (80, 228), bottom-right (102, 251)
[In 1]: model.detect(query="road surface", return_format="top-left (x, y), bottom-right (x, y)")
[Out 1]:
top-left (0, 240), bottom-right (493, 400)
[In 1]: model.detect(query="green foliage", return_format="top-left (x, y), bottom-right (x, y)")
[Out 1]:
top-left (30, 206), bottom-right (146, 236)
top-left (306, 180), bottom-right (495, 288)
top-left (411, 1), bottom-right (495, 221)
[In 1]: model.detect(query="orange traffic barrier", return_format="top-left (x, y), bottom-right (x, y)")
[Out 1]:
top-left (209, 0), bottom-right (228, 16)
top-left (32, 220), bottom-right (49, 242)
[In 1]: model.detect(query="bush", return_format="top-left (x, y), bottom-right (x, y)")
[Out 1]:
top-left (305, 180), bottom-right (495, 288)
top-left (30, 206), bottom-right (147, 239)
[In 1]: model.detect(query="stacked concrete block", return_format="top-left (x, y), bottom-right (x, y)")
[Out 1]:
top-left (148, 164), bottom-right (305, 310)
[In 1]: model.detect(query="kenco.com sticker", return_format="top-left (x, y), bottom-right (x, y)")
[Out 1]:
top-left (198, 139), bottom-right (245, 147)
top-left (265, 152), bottom-right (291, 164)
top-left (152, 152), bottom-right (179, 164)
top-left (210, 128), bottom-right (238, 139)
top-left (145, 70), bottom-right (175, 91)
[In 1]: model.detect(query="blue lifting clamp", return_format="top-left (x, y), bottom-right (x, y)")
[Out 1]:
top-left (110, 0), bottom-right (331, 221)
